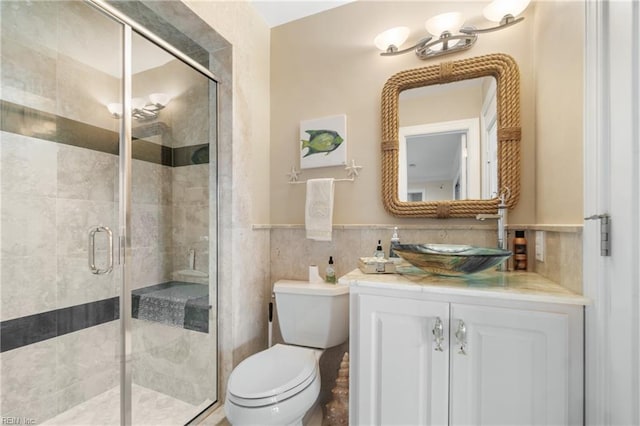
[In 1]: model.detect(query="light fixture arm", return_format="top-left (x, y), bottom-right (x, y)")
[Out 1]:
top-left (381, 36), bottom-right (433, 56)
top-left (107, 94), bottom-right (170, 121)
top-left (415, 33), bottom-right (477, 59)
top-left (460, 15), bottom-right (525, 34)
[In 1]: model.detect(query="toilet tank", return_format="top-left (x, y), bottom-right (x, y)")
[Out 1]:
top-left (274, 280), bottom-right (349, 349)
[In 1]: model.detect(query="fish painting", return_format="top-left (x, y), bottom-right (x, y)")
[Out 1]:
top-left (299, 114), bottom-right (347, 169)
top-left (301, 130), bottom-right (344, 157)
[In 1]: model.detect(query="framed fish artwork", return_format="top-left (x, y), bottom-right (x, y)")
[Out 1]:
top-left (300, 114), bottom-right (347, 169)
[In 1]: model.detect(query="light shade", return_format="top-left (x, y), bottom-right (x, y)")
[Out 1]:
top-left (149, 92), bottom-right (171, 107)
top-left (483, 0), bottom-right (531, 23)
top-left (374, 26), bottom-right (410, 51)
top-left (107, 102), bottom-right (122, 117)
top-left (425, 12), bottom-right (464, 37)
top-left (131, 97), bottom-right (146, 111)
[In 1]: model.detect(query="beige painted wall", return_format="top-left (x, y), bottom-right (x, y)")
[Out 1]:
top-left (270, 0), bottom-right (583, 226)
top-left (533, 1), bottom-right (584, 224)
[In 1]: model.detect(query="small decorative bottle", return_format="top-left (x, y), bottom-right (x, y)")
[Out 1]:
top-left (373, 240), bottom-right (385, 272)
top-left (513, 230), bottom-right (527, 270)
top-left (325, 256), bottom-right (336, 283)
top-left (374, 240), bottom-right (384, 259)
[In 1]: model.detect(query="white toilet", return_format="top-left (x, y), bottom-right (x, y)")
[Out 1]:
top-left (225, 280), bottom-right (349, 425)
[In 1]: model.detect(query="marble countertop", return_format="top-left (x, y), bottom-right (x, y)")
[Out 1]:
top-left (338, 267), bottom-right (590, 306)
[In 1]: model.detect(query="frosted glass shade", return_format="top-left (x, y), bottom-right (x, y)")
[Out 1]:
top-left (131, 97), bottom-right (146, 111)
top-left (149, 92), bottom-right (171, 107)
top-left (374, 26), bottom-right (410, 51)
top-left (483, 0), bottom-right (531, 22)
top-left (425, 12), bottom-right (463, 36)
top-left (107, 102), bottom-right (122, 117)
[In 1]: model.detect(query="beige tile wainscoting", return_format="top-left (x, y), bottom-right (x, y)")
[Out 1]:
top-left (264, 224), bottom-right (582, 294)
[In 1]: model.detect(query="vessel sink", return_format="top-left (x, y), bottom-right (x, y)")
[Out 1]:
top-left (392, 244), bottom-right (512, 276)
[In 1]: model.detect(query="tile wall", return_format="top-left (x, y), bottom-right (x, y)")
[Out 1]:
top-left (268, 225), bottom-right (582, 291)
top-left (0, 1), bottom-right (216, 422)
top-left (0, 131), bottom-right (120, 423)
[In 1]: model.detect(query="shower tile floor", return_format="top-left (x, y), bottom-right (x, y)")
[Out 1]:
top-left (43, 384), bottom-right (213, 425)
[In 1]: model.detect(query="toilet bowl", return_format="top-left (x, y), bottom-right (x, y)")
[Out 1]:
top-left (225, 280), bottom-right (349, 426)
top-left (226, 344), bottom-right (322, 425)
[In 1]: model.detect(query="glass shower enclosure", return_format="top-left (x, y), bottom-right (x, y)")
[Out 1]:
top-left (0, 1), bottom-right (218, 424)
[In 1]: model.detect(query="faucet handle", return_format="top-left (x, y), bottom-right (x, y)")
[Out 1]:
top-left (498, 186), bottom-right (511, 205)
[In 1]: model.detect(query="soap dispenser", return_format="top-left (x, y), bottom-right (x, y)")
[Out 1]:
top-left (325, 256), bottom-right (336, 283)
top-left (389, 227), bottom-right (400, 258)
top-left (373, 240), bottom-right (385, 259)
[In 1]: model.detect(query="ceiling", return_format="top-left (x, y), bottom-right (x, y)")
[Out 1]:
top-left (249, 0), bottom-right (355, 28)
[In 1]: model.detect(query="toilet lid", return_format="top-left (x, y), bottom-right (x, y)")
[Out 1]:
top-left (228, 344), bottom-right (317, 400)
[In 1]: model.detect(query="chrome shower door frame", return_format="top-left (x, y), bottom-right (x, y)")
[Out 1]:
top-left (86, 2), bottom-right (219, 424)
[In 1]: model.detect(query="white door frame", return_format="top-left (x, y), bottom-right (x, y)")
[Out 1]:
top-left (481, 78), bottom-right (498, 199)
top-left (584, 1), bottom-right (640, 424)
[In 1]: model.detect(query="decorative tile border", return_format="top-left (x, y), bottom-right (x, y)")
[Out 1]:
top-left (1, 281), bottom-right (212, 352)
top-left (0, 100), bottom-right (208, 167)
top-left (173, 144), bottom-right (209, 167)
top-left (0, 297), bottom-right (119, 353)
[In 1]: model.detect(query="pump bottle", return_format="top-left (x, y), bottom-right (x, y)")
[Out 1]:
top-left (325, 256), bottom-right (336, 283)
top-left (389, 227), bottom-right (400, 258)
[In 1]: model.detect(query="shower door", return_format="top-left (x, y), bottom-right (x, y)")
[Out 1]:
top-left (127, 29), bottom-right (217, 424)
top-left (0, 1), bottom-right (217, 424)
top-left (1, 1), bottom-right (124, 423)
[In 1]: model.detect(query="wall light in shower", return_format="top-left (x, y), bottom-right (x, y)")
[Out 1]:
top-left (107, 93), bottom-right (171, 121)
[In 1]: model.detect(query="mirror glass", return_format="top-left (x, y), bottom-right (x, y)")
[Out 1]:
top-left (381, 54), bottom-right (520, 218)
top-left (398, 76), bottom-right (497, 202)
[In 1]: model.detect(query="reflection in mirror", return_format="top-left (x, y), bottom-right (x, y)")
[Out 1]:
top-left (398, 77), bottom-right (497, 202)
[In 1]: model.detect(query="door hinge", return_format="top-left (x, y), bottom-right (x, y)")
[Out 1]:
top-left (584, 214), bottom-right (610, 256)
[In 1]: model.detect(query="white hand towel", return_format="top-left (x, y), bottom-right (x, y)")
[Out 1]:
top-left (305, 178), bottom-right (335, 241)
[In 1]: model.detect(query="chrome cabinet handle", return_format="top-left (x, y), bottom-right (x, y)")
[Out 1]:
top-left (88, 226), bottom-right (113, 275)
top-left (455, 320), bottom-right (467, 355)
top-left (433, 317), bottom-right (444, 352)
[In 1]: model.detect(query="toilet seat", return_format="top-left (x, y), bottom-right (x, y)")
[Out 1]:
top-left (227, 344), bottom-right (318, 408)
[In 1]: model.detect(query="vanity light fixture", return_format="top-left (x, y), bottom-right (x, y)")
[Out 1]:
top-left (376, 11), bottom-right (477, 60)
top-left (107, 92), bottom-right (171, 121)
top-left (375, 0), bottom-right (531, 60)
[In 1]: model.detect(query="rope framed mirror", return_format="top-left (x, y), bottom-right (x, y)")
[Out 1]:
top-left (381, 53), bottom-right (521, 218)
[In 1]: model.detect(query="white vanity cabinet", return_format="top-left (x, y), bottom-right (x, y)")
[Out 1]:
top-left (346, 272), bottom-right (586, 426)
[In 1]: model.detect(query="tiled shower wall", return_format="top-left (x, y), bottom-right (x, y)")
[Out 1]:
top-left (1, 2), bottom-right (122, 417)
top-left (0, 1), bottom-right (214, 422)
top-left (0, 133), bottom-right (213, 421)
top-left (0, 132), bottom-right (121, 422)
top-left (131, 160), bottom-right (214, 407)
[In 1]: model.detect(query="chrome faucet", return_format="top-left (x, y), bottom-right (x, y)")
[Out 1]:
top-left (476, 191), bottom-right (509, 271)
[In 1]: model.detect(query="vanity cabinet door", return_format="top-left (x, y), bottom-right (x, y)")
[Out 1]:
top-left (449, 303), bottom-right (583, 426)
top-left (351, 293), bottom-right (449, 426)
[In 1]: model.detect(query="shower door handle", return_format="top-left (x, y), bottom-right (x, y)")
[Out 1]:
top-left (88, 226), bottom-right (113, 275)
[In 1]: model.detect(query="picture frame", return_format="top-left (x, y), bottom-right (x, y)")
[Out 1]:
top-left (300, 114), bottom-right (347, 169)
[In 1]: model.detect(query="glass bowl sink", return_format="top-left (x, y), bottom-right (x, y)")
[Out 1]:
top-left (392, 244), bottom-right (512, 276)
